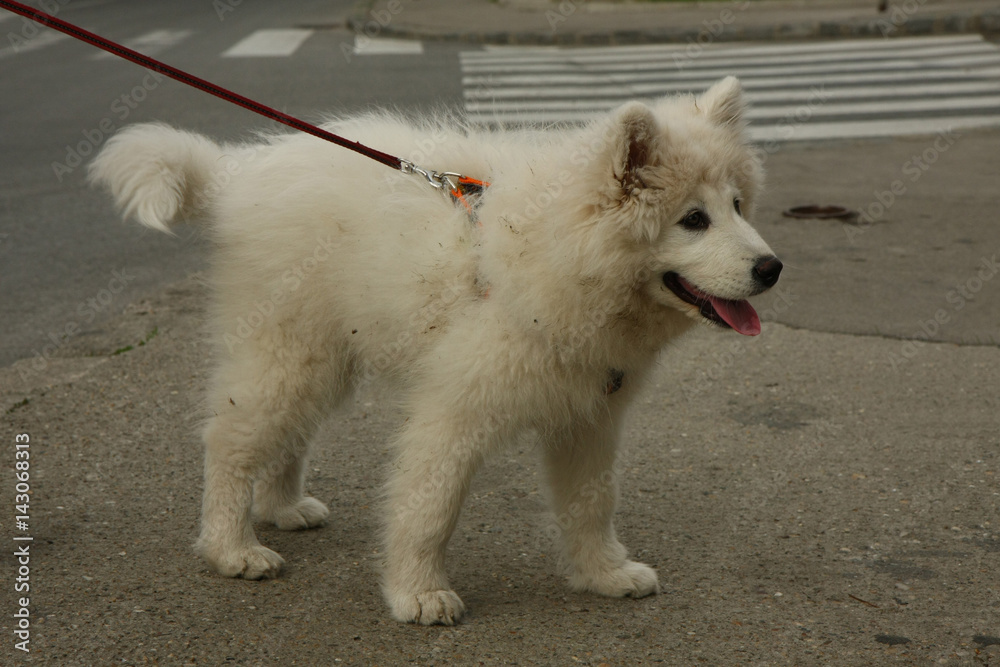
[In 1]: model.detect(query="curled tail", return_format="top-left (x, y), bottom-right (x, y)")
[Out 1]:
top-left (89, 123), bottom-right (225, 233)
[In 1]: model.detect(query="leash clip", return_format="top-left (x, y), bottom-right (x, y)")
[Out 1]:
top-left (399, 159), bottom-right (461, 192)
top-left (399, 159), bottom-right (490, 224)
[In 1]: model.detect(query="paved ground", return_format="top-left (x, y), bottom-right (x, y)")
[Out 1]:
top-left (3, 1), bottom-right (1000, 665)
top-left (0, 0), bottom-right (461, 367)
top-left (351, 0), bottom-right (1000, 44)
top-left (3, 128), bottom-right (999, 664)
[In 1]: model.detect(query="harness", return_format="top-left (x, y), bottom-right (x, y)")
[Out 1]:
top-left (448, 177), bottom-right (490, 223)
top-left (401, 165), bottom-right (490, 223)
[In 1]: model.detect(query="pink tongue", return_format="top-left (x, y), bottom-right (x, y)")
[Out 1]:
top-left (709, 297), bottom-right (761, 336)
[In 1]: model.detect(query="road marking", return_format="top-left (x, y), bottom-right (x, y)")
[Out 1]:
top-left (462, 34), bottom-right (987, 62)
top-left (461, 44), bottom-right (1000, 76)
top-left (748, 116), bottom-right (998, 143)
top-left (465, 83), bottom-right (1000, 113)
top-left (92, 29), bottom-right (192, 60)
top-left (0, 29), bottom-right (66, 59)
top-left (222, 28), bottom-right (314, 57)
top-left (463, 68), bottom-right (1000, 101)
top-left (460, 35), bottom-right (1000, 141)
top-left (352, 36), bottom-right (423, 56)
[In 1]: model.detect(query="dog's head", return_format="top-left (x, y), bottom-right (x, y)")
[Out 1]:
top-left (586, 77), bottom-right (780, 336)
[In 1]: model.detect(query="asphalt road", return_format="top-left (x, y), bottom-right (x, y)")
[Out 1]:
top-left (0, 0), bottom-right (464, 367)
top-left (4, 3), bottom-right (1000, 369)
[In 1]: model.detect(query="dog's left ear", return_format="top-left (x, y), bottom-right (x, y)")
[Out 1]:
top-left (611, 101), bottom-right (660, 193)
top-left (698, 76), bottom-right (746, 128)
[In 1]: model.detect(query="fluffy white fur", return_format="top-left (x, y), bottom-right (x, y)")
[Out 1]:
top-left (90, 76), bottom-right (778, 625)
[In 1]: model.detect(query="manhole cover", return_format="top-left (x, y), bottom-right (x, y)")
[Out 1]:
top-left (783, 205), bottom-right (858, 221)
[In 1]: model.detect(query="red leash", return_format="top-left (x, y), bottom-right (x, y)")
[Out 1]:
top-left (0, 0), bottom-right (489, 203)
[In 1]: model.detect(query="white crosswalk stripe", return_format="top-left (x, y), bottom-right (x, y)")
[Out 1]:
top-left (0, 22), bottom-right (429, 62)
top-left (222, 28), bottom-right (314, 58)
top-left (0, 28), bottom-right (66, 60)
top-left (461, 35), bottom-right (1000, 142)
top-left (91, 29), bottom-right (192, 60)
top-left (352, 35), bottom-right (424, 56)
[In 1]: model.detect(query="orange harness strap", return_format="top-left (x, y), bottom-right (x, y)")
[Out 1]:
top-left (448, 176), bottom-right (490, 224)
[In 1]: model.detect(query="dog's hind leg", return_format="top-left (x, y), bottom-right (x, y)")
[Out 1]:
top-left (543, 408), bottom-right (661, 599)
top-left (251, 440), bottom-right (330, 531)
top-left (195, 346), bottom-right (338, 579)
top-left (250, 357), bottom-right (350, 530)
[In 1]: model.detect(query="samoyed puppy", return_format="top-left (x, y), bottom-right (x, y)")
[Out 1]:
top-left (90, 76), bottom-right (781, 625)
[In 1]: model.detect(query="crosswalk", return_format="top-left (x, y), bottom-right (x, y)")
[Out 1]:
top-left (91, 29), bottom-right (192, 60)
top-left (221, 29), bottom-right (313, 58)
top-left (460, 35), bottom-right (1000, 142)
top-left (4, 16), bottom-right (999, 143)
top-left (0, 24), bottom-right (423, 60)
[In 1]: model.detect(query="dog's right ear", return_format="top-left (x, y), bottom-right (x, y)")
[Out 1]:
top-left (609, 101), bottom-right (660, 195)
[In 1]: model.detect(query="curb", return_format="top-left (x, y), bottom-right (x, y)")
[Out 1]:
top-left (347, 6), bottom-right (1000, 46)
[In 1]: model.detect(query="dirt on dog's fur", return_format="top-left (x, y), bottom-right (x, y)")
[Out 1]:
top-left (90, 76), bottom-right (780, 625)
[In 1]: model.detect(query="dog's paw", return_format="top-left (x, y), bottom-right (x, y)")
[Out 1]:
top-left (570, 560), bottom-right (661, 598)
top-left (389, 589), bottom-right (466, 626)
top-left (201, 543), bottom-right (286, 580)
top-left (258, 497), bottom-right (330, 531)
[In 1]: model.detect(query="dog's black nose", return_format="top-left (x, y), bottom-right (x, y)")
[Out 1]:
top-left (753, 256), bottom-right (782, 288)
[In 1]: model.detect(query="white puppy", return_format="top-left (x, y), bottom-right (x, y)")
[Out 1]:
top-left (90, 76), bottom-right (780, 625)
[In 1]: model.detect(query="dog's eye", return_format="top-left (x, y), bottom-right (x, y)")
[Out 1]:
top-left (733, 198), bottom-right (743, 216)
top-left (680, 210), bottom-right (709, 231)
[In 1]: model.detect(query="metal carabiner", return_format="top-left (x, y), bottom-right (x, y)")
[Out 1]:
top-left (400, 160), bottom-right (461, 193)
top-left (436, 172), bottom-right (463, 192)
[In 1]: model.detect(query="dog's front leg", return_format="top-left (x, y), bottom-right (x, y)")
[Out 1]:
top-left (543, 410), bottom-right (660, 598)
top-left (382, 414), bottom-right (492, 626)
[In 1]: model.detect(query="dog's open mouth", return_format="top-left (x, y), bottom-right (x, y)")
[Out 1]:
top-left (662, 272), bottom-right (761, 336)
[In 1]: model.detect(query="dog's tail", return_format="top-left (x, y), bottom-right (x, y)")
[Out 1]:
top-left (89, 123), bottom-right (225, 234)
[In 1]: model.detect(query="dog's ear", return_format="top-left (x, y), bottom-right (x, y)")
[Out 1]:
top-left (598, 102), bottom-right (663, 243)
top-left (698, 76), bottom-right (746, 128)
top-left (611, 101), bottom-right (660, 193)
